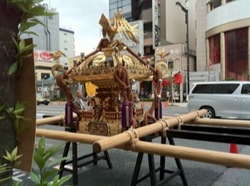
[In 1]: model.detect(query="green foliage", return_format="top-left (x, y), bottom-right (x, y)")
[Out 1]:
top-left (3, 147), bottom-right (23, 168)
top-left (6, 0), bottom-right (57, 75)
top-left (30, 137), bottom-right (71, 186)
top-left (0, 164), bottom-right (12, 184)
top-left (0, 147), bottom-right (23, 184)
top-left (6, 0), bottom-right (56, 37)
top-left (3, 101), bottom-right (29, 135)
top-left (1, 0), bottom-right (58, 185)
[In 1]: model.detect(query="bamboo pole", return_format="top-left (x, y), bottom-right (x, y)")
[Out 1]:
top-left (125, 140), bottom-right (250, 169)
top-left (36, 113), bottom-right (77, 126)
top-left (36, 128), bottom-right (105, 143)
top-left (93, 109), bottom-right (207, 153)
top-left (191, 118), bottom-right (250, 128)
top-left (35, 128), bottom-right (250, 169)
top-left (36, 115), bottom-right (64, 126)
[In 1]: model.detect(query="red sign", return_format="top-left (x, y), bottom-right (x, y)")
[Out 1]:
top-left (173, 73), bottom-right (182, 84)
top-left (34, 51), bottom-right (38, 60)
top-left (34, 50), bottom-right (53, 62)
top-left (40, 51), bottom-right (52, 60)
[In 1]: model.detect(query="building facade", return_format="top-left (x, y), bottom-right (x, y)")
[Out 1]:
top-left (20, 4), bottom-right (76, 98)
top-left (59, 28), bottom-right (75, 66)
top-left (109, 0), bottom-right (197, 101)
top-left (196, 0), bottom-right (250, 80)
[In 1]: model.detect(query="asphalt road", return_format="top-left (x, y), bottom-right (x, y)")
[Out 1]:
top-left (16, 103), bottom-right (250, 186)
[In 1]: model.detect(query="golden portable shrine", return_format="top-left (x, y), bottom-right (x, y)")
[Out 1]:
top-left (52, 11), bottom-right (166, 135)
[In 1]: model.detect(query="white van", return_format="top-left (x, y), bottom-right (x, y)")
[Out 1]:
top-left (187, 81), bottom-right (250, 119)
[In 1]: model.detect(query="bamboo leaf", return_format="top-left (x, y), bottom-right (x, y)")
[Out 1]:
top-left (34, 153), bottom-right (45, 170)
top-left (18, 43), bottom-right (36, 56)
top-left (42, 170), bottom-right (58, 181)
top-left (37, 137), bottom-right (46, 154)
top-left (11, 147), bottom-right (18, 157)
top-left (22, 31), bottom-right (38, 36)
top-left (29, 6), bottom-right (46, 15)
top-left (30, 171), bottom-right (41, 184)
top-left (56, 175), bottom-right (72, 185)
top-left (29, 17), bottom-right (46, 27)
top-left (19, 21), bottom-right (37, 33)
top-left (47, 156), bottom-right (69, 168)
top-left (5, 151), bottom-right (12, 161)
top-left (18, 39), bottom-right (25, 53)
top-left (8, 62), bottom-right (18, 75)
top-left (13, 108), bottom-right (25, 114)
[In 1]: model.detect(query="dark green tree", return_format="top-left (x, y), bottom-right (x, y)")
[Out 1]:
top-left (0, 0), bottom-right (56, 184)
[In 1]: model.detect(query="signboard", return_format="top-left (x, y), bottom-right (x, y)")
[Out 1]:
top-left (34, 50), bottom-right (53, 62)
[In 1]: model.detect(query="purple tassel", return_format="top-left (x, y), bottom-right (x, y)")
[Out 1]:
top-left (65, 101), bottom-right (73, 126)
top-left (155, 99), bottom-right (162, 120)
top-left (122, 101), bottom-right (132, 128)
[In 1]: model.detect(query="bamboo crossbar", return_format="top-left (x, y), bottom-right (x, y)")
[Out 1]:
top-left (191, 118), bottom-right (250, 128)
top-left (36, 113), bottom-right (77, 126)
top-left (36, 128), bottom-right (105, 143)
top-left (36, 115), bottom-right (64, 126)
top-left (93, 109), bottom-right (207, 153)
top-left (124, 140), bottom-right (250, 169)
top-left (35, 128), bottom-right (250, 169)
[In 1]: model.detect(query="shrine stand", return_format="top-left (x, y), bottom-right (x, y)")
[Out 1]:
top-left (131, 134), bottom-right (188, 186)
top-left (58, 126), bottom-right (113, 185)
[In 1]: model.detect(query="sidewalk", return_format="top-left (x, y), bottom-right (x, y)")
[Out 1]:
top-left (168, 101), bottom-right (187, 107)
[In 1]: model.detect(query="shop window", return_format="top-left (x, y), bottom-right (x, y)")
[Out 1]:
top-left (225, 27), bottom-right (248, 80)
top-left (209, 34), bottom-right (220, 65)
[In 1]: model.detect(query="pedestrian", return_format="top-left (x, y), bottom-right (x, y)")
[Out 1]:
top-left (74, 90), bottom-right (85, 111)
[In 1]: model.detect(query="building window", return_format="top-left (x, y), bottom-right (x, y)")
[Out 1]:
top-left (41, 73), bottom-right (50, 80)
top-left (144, 46), bottom-right (153, 55)
top-left (109, 0), bottom-right (131, 20)
top-left (225, 28), bottom-right (248, 80)
top-left (144, 22), bottom-right (152, 32)
top-left (210, 0), bottom-right (221, 10)
top-left (168, 60), bottom-right (174, 69)
top-left (209, 34), bottom-right (220, 65)
top-left (226, 0), bottom-right (235, 3)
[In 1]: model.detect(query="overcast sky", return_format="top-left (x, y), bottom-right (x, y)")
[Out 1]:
top-left (44, 0), bottom-right (109, 55)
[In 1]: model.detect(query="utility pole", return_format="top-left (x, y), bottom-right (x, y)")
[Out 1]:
top-left (176, 1), bottom-right (190, 94)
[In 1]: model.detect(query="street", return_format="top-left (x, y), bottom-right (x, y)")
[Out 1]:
top-left (17, 103), bottom-right (250, 185)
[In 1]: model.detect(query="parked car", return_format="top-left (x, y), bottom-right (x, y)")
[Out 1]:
top-left (36, 93), bottom-right (50, 105)
top-left (187, 81), bottom-right (250, 119)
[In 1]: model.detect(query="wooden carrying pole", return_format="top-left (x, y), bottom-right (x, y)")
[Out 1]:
top-left (37, 115), bottom-right (64, 126)
top-left (36, 128), bottom-right (105, 143)
top-left (125, 140), bottom-right (250, 169)
top-left (35, 128), bottom-right (250, 169)
top-left (36, 113), bottom-right (77, 126)
top-left (191, 117), bottom-right (250, 128)
top-left (93, 109), bottom-right (207, 153)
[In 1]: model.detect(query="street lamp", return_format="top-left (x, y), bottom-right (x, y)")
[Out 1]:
top-left (176, 1), bottom-right (190, 95)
